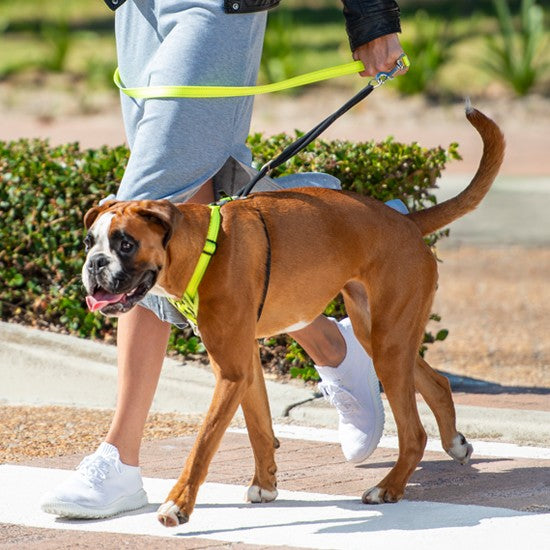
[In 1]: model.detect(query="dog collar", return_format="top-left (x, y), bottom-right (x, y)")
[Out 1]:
top-left (168, 204), bottom-right (222, 328)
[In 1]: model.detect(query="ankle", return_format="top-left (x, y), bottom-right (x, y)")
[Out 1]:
top-left (313, 342), bottom-right (346, 368)
top-left (104, 437), bottom-right (139, 467)
top-left (297, 324), bottom-right (346, 367)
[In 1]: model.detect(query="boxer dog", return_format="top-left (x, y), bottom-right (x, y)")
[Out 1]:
top-left (82, 107), bottom-right (504, 526)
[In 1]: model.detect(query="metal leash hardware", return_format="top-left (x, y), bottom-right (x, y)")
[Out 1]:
top-left (237, 53), bottom-right (409, 198)
top-left (368, 53), bottom-right (410, 88)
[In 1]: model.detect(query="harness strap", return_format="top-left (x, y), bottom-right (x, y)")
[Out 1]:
top-left (168, 204), bottom-right (222, 326)
top-left (256, 209), bottom-right (272, 322)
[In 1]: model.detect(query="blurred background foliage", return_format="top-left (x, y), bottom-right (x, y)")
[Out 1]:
top-left (0, 0), bottom-right (548, 101)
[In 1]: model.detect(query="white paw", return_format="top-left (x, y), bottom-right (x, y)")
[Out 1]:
top-left (447, 433), bottom-right (474, 465)
top-left (157, 500), bottom-right (188, 527)
top-left (245, 484), bottom-right (278, 503)
top-left (362, 486), bottom-right (384, 504)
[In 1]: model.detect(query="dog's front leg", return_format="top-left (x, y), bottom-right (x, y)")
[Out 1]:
top-left (157, 355), bottom-right (253, 527)
top-left (241, 346), bottom-right (279, 503)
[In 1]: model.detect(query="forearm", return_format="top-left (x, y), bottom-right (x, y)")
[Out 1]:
top-left (341, 0), bottom-right (401, 51)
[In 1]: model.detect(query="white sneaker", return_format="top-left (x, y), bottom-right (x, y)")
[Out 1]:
top-left (316, 318), bottom-right (385, 463)
top-left (41, 442), bottom-right (148, 519)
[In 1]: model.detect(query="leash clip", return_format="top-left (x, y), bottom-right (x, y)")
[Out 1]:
top-left (236, 160), bottom-right (273, 199)
top-left (368, 53), bottom-right (410, 88)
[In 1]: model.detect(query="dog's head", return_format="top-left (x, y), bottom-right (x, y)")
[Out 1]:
top-left (82, 200), bottom-right (180, 316)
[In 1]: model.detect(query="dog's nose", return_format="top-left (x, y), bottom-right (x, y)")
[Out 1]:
top-left (87, 253), bottom-right (110, 274)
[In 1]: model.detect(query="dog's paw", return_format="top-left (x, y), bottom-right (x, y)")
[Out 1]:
top-left (447, 433), bottom-right (474, 465)
top-left (245, 485), bottom-right (278, 503)
top-left (362, 486), bottom-right (402, 504)
top-left (157, 500), bottom-right (189, 527)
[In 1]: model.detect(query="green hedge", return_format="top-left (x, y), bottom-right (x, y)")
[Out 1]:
top-left (0, 135), bottom-right (459, 376)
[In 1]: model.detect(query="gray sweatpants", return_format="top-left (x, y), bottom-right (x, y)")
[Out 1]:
top-left (113, 0), bottom-right (341, 326)
top-left (115, 0), bottom-right (267, 203)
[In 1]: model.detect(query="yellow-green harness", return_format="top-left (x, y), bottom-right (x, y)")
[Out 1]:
top-left (167, 199), bottom-right (272, 333)
top-left (168, 204), bottom-right (222, 328)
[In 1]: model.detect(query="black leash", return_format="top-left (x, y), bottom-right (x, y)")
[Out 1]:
top-left (236, 54), bottom-right (409, 198)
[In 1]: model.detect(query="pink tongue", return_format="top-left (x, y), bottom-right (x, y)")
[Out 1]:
top-left (86, 291), bottom-right (126, 312)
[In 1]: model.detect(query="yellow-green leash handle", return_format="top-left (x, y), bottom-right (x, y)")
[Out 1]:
top-left (115, 55), bottom-right (409, 99)
top-left (114, 60), bottom-right (367, 99)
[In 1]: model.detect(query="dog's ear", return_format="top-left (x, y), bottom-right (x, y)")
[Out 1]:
top-left (135, 200), bottom-right (181, 248)
top-left (84, 200), bottom-right (119, 229)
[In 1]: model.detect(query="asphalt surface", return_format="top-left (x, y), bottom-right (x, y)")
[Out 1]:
top-left (1, 173), bottom-right (549, 549)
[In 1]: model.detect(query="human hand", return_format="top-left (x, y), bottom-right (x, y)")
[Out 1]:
top-left (353, 33), bottom-right (408, 77)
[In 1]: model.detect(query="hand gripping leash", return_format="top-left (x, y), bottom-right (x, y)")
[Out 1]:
top-left (236, 54), bottom-right (410, 197)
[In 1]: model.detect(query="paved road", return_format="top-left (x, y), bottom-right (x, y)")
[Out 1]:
top-left (1, 320), bottom-right (550, 549)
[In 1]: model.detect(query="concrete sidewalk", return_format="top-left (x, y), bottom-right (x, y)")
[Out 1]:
top-left (2, 426), bottom-right (549, 549)
top-left (2, 321), bottom-right (550, 448)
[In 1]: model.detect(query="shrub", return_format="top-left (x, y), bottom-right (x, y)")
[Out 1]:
top-left (0, 136), bottom-right (459, 376)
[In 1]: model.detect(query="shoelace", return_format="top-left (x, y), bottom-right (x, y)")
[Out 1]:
top-left (77, 454), bottom-right (121, 488)
top-left (318, 382), bottom-right (361, 416)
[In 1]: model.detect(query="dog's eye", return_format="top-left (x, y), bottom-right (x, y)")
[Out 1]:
top-left (120, 240), bottom-right (134, 253)
top-left (84, 234), bottom-right (94, 251)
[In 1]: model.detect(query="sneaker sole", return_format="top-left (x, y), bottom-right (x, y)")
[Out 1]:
top-left (41, 488), bottom-right (148, 519)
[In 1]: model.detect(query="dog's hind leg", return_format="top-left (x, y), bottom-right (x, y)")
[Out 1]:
top-left (360, 249), bottom-right (436, 504)
top-left (344, 281), bottom-right (473, 465)
top-left (241, 345), bottom-right (279, 503)
top-left (343, 280), bottom-right (473, 471)
top-left (342, 281), bottom-right (373, 356)
top-left (414, 356), bottom-right (473, 464)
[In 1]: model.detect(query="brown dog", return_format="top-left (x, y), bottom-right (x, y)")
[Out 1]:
top-left (82, 107), bottom-right (505, 526)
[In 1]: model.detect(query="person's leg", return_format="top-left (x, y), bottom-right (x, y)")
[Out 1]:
top-left (42, 0), bottom-right (267, 518)
top-left (289, 315), bottom-right (346, 367)
top-left (290, 315), bottom-right (385, 464)
top-left (106, 306), bottom-right (172, 466)
top-left (289, 201), bottom-right (410, 462)
top-left (39, 180), bottom-right (213, 519)
top-left (105, 179), bottom-right (214, 467)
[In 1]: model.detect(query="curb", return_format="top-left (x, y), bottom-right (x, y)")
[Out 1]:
top-left (2, 321), bottom-right (549, 447)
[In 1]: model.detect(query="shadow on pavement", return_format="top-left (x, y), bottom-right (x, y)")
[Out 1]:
top-left (441, 371), bottom-right (550, 395)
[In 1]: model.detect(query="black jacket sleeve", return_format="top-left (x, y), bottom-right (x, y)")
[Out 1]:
top-left (342, 0), bottom-right (401, 51)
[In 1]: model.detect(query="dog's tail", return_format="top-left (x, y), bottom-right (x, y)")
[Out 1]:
top-left (407, 104), bottom-right (505, 237)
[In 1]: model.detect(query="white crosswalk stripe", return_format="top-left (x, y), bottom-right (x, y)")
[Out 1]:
top-left (1, 464), bottom-right (548, 550)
